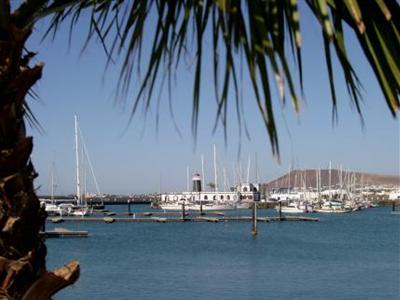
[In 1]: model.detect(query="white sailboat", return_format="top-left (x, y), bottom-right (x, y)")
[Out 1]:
top-left (40, 162), bottom-right (66, 216)
top-left (279, 202), bottom-right (305, 214)
top-left (68, 115), bottom-right (91, 216)
top-left (315, 162), bottom-right (351, 213)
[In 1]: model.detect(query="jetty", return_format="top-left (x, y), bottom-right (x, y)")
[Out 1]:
top-left (90, 210), bottom-right (224, 216)
top-left (41, 227), bottom-right (89, 238)
top-left (46, 215), bottom-right (319, 223)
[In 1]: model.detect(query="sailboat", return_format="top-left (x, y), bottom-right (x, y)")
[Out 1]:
top-left (68, 115), bottom-right (92, 217)
top-left (40, 162), bottom-right (66, 216)
top-left (315, 162), bottom-right (351, 213)
top-left (158, 145), bottom-right (259, 211)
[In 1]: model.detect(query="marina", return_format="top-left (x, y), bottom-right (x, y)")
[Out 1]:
top-left (45, 205), bottom-right (399, 300)
top-left (30, 153), bottom-right (400, 299)
top-left (39, 164), bottom-right (399, 298)
top-left (40, 137), bottom-right (399, 220)
top-left (1, 1), bottom-right (399, 299)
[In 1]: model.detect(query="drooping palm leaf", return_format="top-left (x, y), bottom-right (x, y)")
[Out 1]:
top-left (31, 0), bottom-right (400, 156)
top-left (0, 3), bottom-right (398, 296)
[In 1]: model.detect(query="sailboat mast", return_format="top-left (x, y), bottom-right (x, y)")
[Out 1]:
top-left (319, 168), bottom-right (321, 200)
top-left (246, 155), bottom-right (251, 183)
top-left (329, 161), bottom-right (332, 200)
top-left (201, 154), bottom-right (205, 191)
top-left (213, 144), bottom-right (218, 193)
top-left (232, 164), bottom-right (236, 187)
top-left (78, 128), bottom-right (101, 196)
top-left (223, 167), bottom-right (227, 192)
top-left (315, 169), bottom-right (318, 201)
top-left (186, 166), bottom-right (190, 192)
top-left (255, 152), bottom-right (258, 184)
top-left (83, 157), bottom-right (87, 200)
top-left (74, 115), bottom-right (81, 206)
top-left (339, 164), bottom-right (343, 201)
top-left (51, 162), bottom-right (54, 204)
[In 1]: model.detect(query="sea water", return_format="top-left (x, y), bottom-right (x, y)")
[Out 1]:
top-left (46, 206), bottom-right (399, 299)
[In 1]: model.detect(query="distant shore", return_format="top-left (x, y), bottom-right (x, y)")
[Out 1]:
top-left (38, 194), bottom-right (398, 207)
top-left (38, 195), bottom-right (154, 205)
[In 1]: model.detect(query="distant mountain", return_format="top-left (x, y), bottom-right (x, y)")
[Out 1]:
top-left (262, 169), bottom-right (400, 190)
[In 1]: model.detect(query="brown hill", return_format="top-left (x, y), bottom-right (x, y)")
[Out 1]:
top-left (262, 169), bottom-right (400, 191)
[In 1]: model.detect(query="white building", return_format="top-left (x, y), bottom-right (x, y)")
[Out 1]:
top-left (159, 173), bottom-right (260, 210)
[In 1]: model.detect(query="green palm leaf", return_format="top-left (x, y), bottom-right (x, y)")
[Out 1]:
top-left (30, 0), bottom-right (400, 156)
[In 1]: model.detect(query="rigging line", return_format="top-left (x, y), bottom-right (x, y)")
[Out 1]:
top-left (78, 124), bottom-right (102, 195)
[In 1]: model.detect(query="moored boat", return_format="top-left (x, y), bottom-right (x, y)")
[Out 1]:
top-left (158, 173), bottom-right (259, 211)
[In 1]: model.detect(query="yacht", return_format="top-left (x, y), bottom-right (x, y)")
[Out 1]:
top-left (314, 199), bottom-right (351, 213)
top-left (278, 201), bottom-right (305, 214)
top-left (40, 199), bottom-right (63, 216)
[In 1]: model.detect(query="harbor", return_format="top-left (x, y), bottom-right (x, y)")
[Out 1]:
top-left (34, 98), bottom-right (400, 299)
top-left (39, 154), bottom-right (400, 298)
top-left (45, 205), bottom-right (399, 300)
top-left (1, 1), bottom-right (399, 299)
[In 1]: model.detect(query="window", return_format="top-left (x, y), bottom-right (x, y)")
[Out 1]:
top-left (204, 195), bottom-right (208, 200)
top-left (220, 195), bottom-right (224, 200)
top-left (213, 195), bottom-right (217, 200)
top-left (248, 195), bottom-right (253, 200)
top-left (227, 195), bottom-right (230, 200)
top-left (243, 187), bottom-right (248, 192)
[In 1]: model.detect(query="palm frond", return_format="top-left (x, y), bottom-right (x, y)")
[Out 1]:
top-left (35, 0), bottom-right (399, 157)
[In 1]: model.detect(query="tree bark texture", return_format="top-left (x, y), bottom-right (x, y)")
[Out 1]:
top-left (0, 2), bottom-right (79, 298)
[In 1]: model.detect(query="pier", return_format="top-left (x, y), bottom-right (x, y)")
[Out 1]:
top-left (41, 228), bottom-right (89, 238)
top-left (90, 210), bottom-right (225, 216)
top-left (47, 214), bottom-right (319, 223)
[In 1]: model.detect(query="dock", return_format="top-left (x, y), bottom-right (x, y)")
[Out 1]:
top-left (46, 215), bottom-right (319, 223)
top-left (196, 216), bottom-right (220, 222)
top-left (91, 211), bottom-right (224, 217)
top-left (41, 228), bottom-right (89, 238)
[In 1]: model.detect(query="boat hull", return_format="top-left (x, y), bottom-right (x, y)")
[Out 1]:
top-left (278, 207), bottom-right (305, 214)
top-left (314, 208), bottom-right (351, 214)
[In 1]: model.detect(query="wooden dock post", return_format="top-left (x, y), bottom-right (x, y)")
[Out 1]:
top-left (252, 202), bottom-right (257, 236)
top-left (182, 202), bottom-right (186, 220)
top-left (200, 201), bottom-right (204, 215)
top-left (41, 202), bottom-right (46, 232)
top-left (278, 201), bottom-right (282, 221)
top-left (392, 201), bottom-right (396, 212)
top-left (128, 199), bottom-right (131, 215)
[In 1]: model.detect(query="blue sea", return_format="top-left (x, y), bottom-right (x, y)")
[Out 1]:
top-left (46, 205), bottom-right (399, 299)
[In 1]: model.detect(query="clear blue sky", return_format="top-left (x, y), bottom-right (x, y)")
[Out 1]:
top-left (26, 4), bottom-right (399, 195)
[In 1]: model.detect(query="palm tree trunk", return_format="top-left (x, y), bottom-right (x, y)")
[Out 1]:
top-left (0, 2), bottom-right (79, 298)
